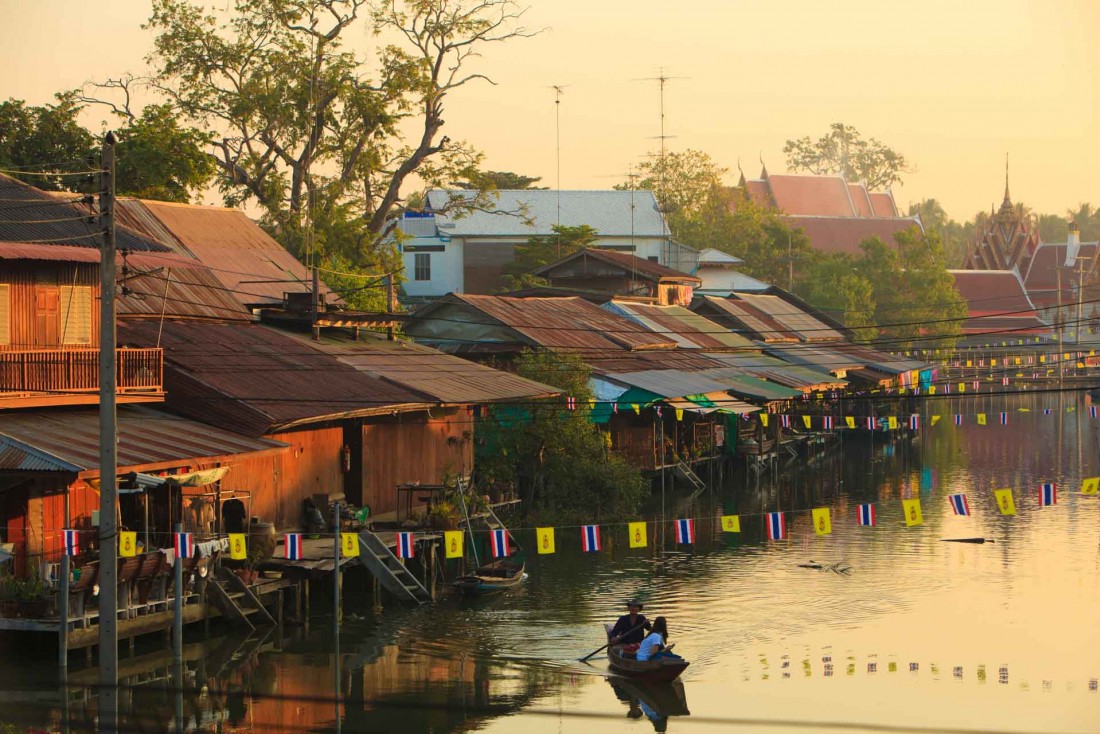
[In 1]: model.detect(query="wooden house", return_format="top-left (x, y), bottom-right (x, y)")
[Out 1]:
top-left (532, 248), bottom-right (701, 306)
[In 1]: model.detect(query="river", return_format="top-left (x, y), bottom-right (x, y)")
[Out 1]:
top-left (1, 391), bottom-right (1098, 733)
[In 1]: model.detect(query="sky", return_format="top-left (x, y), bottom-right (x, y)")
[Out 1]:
top-left (0, 0), bottom-right (1097, 221)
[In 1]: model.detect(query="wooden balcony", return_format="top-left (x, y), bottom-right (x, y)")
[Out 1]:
top-left (0, 348), bottom-right (164, 409)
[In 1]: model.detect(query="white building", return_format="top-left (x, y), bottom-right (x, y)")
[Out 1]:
top-left (693, 248), bottom-right (771, 295)
top-left (398, 189), bottom-right (697, 298)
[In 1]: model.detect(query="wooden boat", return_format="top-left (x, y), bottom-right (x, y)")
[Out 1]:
top-left (454, 557), bottom-right (525, 595)
top-left (607, 643), bottom-right (690, 682)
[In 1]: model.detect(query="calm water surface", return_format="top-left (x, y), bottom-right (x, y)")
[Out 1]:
top-left (2, 392), bottom-right (1099, 733)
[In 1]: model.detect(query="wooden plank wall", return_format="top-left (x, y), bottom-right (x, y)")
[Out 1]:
top-left (0, 263), bottom-right (100, 351)
top-left (360, 409), bottom-right (473, 516)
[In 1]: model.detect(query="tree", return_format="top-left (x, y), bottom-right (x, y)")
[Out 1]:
top-left (907, 198), bottom-right (968, 266)
top-left (783, 123), bottom-right (910, 189)
top-left (455, 169), bottom-right (546, 190)
top-left (475, 350), bottom-right (647, 523)
top-left (83, 0), bottom-right (536, 260)
top-left (499, 224), bottom-right (597, 291)
top-left (0, 94), bottom-right (95, 191)
top-left (798, 253), bottom-right (877, 339)
top-left (114, 104), bottom-right (217, 202)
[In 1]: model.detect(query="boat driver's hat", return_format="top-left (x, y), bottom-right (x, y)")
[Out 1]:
top-left (626, 599), bottom-right (644, 610)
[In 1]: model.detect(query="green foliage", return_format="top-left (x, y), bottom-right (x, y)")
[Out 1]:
top-left (475, 351), bottom-right (647, 524)
top-left (0, 94), bottom-right (96, 191)
top-left (783, 122), bottom-right (910, 189)
top-left (115, 104), bottom-right (216, 202)
top-left (797, 253), bottom-right (877, 339)
top-left (455, 170), bottom-right (546, 190)
top-left (907, 199), bottom-right (970, 267)
top-left (499, 224), bottom-right (598, 291)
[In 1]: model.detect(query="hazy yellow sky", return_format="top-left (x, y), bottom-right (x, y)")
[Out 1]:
top-left (1, 0), bottom-right (1097, 221)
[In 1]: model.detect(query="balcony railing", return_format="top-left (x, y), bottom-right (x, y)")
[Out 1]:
top-left (0, 348), bottom-right (164, 407)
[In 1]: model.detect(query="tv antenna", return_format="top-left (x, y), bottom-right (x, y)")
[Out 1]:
top-left (634, 68), bottom-right (687, 258)
top-left (547, 84), bottom-right (569, 255)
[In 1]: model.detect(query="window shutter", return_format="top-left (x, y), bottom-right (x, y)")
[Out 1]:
top-left (59, 285), bottom-right (92, 345)
top-left (0, 283), bottom-right (9, 345)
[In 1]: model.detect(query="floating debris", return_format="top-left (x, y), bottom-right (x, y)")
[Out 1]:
top-left (797, 560), bottom-right (852, 574)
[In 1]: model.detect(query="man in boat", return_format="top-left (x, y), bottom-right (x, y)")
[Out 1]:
top-left (609, 599), bottom-right (651, 646)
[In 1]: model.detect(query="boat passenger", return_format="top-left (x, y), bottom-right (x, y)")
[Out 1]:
top-left (636, 616), bottom-right (681, 662)
top-left (610, 599), bottom-right (651, 645)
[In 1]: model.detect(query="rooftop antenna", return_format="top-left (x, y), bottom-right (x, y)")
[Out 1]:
top-left (635, 68), bottom-right (687, 264)
top-left (548, 84), bottom-right (569, 257)
top-left (596, 165), bottom-right (642, 284)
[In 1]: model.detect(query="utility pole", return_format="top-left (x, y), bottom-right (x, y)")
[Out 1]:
top-left (98, 131), bottom-right (119, 730)
top-left (551, 85), bottom-right (566, 259)
top-left (311, 265), bottom-right (320, 341)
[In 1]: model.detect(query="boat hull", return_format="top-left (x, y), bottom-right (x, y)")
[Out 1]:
top-left (454, 561), bottom-right (525, 595)
top-left (608, 645), bottom-right (689, 682)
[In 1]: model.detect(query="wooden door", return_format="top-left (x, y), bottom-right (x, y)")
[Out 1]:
top-left (35, 287), bottom-right (60, 346)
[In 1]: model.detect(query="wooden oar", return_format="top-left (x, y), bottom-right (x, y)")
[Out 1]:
top-left (940, 538), bottom-right (995, 544)
top-left (580, 621), bottom-right (647, 662)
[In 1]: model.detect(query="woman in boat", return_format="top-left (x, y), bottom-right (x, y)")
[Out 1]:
top-left (636, 617), bottom-right (681, 662)
top-left (609, 599), bottom-right (651, 645)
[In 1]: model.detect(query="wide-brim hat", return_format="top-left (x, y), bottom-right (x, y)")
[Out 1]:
top-left (626, 599), bottom-right (644, 610)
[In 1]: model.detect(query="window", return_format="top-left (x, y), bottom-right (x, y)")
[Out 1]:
top-left (59, 285), bottom-right (92, 345)
top-left (647, 256), bottom-right (659, 263)
top-left (414, 253), bottom-right (431, 281)
top-left (0, 283), bottom-right (8, 345)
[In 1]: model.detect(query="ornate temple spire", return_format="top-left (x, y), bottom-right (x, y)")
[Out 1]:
top-left (997, 152), bottom-right (1016, 219)
top-left (1002, 152), bottom-right (1011, 206)
top-left (759, 152), bottom-right (768, 179)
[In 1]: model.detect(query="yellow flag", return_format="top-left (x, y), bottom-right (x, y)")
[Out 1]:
top-left (802, 415), bottom-right (812, 429)
top-left (720, 515), bottom-right (741, 533)
top-left (759, 413), bottom-right (769, 427)
top-left (120, 531), bottom-right (137, 558)
top-left (958, 383), bottom-right (965, 393)
top-left (812, 508), bottom-right (832, 535)
top-left (931, 415), bottom-right (941, 426)
top-left (993, 488), bottom-right (1016, 516)
top-left (444, 530), bottom-right (464, 559)
top-left (1081, 477), bottom-right (1099, 495)
top-left (1040, 355), bottom-right (1046, 363)
top-left (628, 521), bottom-right (648, 548)
top-left (991, 359), bottom-right (997, 366)
top-left (929, 386), bottom-right (937, 395)
top-left (902, 499), bottom-right (923, 527)
top-left (536, 527), bottom-right (556, 554)
top-left (977, 413), bottom-right (987, 425)
top-left (1014, 357), bottom-right (1021, 365)
top-left (845, 416), bottom-right (856, 429)
top-left (887, 416), bottom-right (898, 430)
top-left (341, 532), bottom-right (360, 558)
top-left (632, 403), bottom-right (640, 415)
top-left (228, 533), bottom-right (247, 560)
top-left (965, 360), bottom-right (972, 367)
top-left (675, 408), bottom-right (684, 422)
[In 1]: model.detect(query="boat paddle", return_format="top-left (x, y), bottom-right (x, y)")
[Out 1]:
top-left (580, 621), bottom-right (648, 662)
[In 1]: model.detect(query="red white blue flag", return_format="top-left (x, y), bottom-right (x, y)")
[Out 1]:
top-left (62, 528), bottom-right (79, 557)
top-left (581, 525), bottom-right (601, 552)
top-left (490, 529), bottom-right (510, 558)
top-left (674, 518), bottom-right (694, 544)
top-left (780, 415), bottom-right (791, 428)
top-left (909, 414), bottom-right (920, 430)
top-left (865, 416), bottom-right (876, 430)
top-left (1091, 406), bottom-right (1098, 418)
top-left (944, 383), bottom-right (951, 394)
top-left (396, 531), bottom-right (415, 559)
top-left (1044, 408), bottom-right (1052, 415)
top-left (954, 414), bottom-right (963, 426)
top-left (823, 416), bottom-right (834, 430)
top-left (1039, 483), bottom-right (1057, 507)
top-left (972, 381), bottom-right (979, 391)
top-left (857, 504), bottom-right (876, 527)
top-left (566, 396), bottom-right (576, 411)
top-left (999, 412), bottom-right (1008, 425)
top-left (766, 512), bottom-right (786, 540)
top-left (1002, 376), bottom-right (1010, 386)
top-left (948, 493), bottom-right (970, 516)
top-left (284, 533), bottom-right (301, 561)
top-left (175, 531), bottom-right (194, 559)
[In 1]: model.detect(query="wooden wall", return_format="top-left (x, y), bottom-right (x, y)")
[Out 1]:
top-left (0, 263), bottom-right (99, 351)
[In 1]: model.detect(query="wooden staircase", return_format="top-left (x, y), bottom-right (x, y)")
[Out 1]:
top-left (356, 531), bottom-right (432, 604)
top-left (207, 568), bottom-right (277, 630)
top-left (674, 461), bottom-right (706, 494)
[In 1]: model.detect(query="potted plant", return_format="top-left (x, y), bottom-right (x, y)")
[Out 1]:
top-left (15, 574), bottom-right (49, 618)
top-left (0, 577), bottom-right (18, 618)
top-left (426, 500), bottom-right (461, 530)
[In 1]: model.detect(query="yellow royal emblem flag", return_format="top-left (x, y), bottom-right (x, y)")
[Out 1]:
top-left (629, 521), bottom-right (648, 548)
top-left (341, 532), bottom-right (360, 558)
top-left (993, 488), bottom-right (1016, 516)
top-left (444, 530), bottom-right (464, 559)
top-left (928, 386), bottom-right (936, 395)
top-left (887, 416), bottom-right (898, 430)
top-left (902, 498), bottom-right (923, 527)
top-left (228, 533), bottom-right (247, 560)
top-left (958, 383), bottom-right (965, 393)
top-left (759, 413), bottom-right (769, 427)
top-left (675, 408), bottom-right (684, 422)
top-left (802, 415), bottom-right (812, 429)
top-left (536, 527), bottom-right (556, 554)
top-left (811, 508), bottom-right (832, 536)
top-left (119, 531), bottom-right (137, 558)
top-left (720, 515), bottom-right (741, 533)
top-left (1081, 477), bottom-right (1099, 495)
top-left (977, 413), bottom-right (987, 425)
top-left (931, 415), bottom-right (941, 426)
top-left (845, 416), bottom-right (856, 429)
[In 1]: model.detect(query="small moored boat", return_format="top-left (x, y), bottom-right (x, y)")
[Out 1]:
top-left (454, 557), bottom-right (525, 595)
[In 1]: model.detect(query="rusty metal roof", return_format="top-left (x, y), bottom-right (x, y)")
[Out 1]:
top-left (691, 295), bottom-right (801, 342)
top-left (120, 199), bottom-right (336, 307)
top-left (407, 294), bottom-right (677, 352)
top-left (276, 328), bottom-right (560, 404)
top-left (602, 301), bottom-right (755, 350)
top-left (700, 352), bottom-right (847, 391)
top-left (118, 320), bottom-right (433, 436)
top-left (729, 292), bottom-right (845, 341)
top-left (584, 350), bottom-right (727, 374)
top-left (0, 175), bottom-right (170, 252)
top-left (0, 405), bottom-right (287, 474)
top-left (534, 248), bottom-right (701, 284)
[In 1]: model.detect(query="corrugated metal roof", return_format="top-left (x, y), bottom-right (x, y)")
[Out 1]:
top-left (695, 369), bottom-right (803, 401)
top-left (0, 175), bottom-right (170, 252)
top-left (0, 406), bottom-right (287, 474)
top-left (763, 344), bottom-right (864, 374)
top-left (730, 292), bottom-right (845, 341)
top-left (828, 343), bottom-right (928, 375)
top-left (584, 350), bottom-right (727, 374)
top-left (536, 248), bottom-right (700, 283)
top-left (276, 329), bottom-right (559, 404)
top-left (602, 301), bottom-right (754, 350)
top-left (425, 189), bottom-right (669, 237)
top-left (700, 353), bottom-right (847, 390)
top-left (118, 320), bottom-right (432, 436)
top-left (122, 199), bottom-right (336, 307)
top-left (691, 295), bottom-right (800, 342)
top-left (408, 294), bottom-right (677, 352)
top-left (604, 371), bottom-right (759, 413)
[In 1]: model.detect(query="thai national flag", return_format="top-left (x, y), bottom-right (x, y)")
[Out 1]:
top-left (780, 415), bottom-right (791, 428)
top-left (490, 529), bottom-right (510, 558)
top-left (766, 512), bottom-right (786, 540)
top-left (1091, 406), bottom-right (1098, 419)
top-left (566, 396), bottom-right (576, 411)
top-left (972, 381), bottom-right (980, 391)
top-left (1044, 408), bottom-right (1052, 415)
top-left (948, 493), bottom-right (970, 516)
top-left (944, 383), bottom-right (951, 394)
top-left (865, 416), bottom-right (876, 430)
top-left (823, 416), bottom-right (834, 429)
top-left (62, 528), bottom-right (79, 557)
top-left (954, 414), bottom-right (963, 426)
top-left (857, 504), bottom-right (876, 527)
top-left (396, 532), bottom-right (415, 559)
top-left (999, 412), bottom-right (1008, 425)
top-left (674, 518), bottom-right (694, 544)
top-left (1002, 376), bottom-right (1010, 386)
top-left (284, 533), bottom-right (301, 561)
top-left (909, 415), bottom-right (920, 430)
top-left (581, 525), bottom-right (601, 552)
top-left (175, 531), bottom-right (194, 559)
top-left (1039, 483), bottom-right (1057, 507)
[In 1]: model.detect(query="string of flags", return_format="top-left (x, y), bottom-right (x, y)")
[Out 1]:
top-left (757, 406), bottom-right (1100, 431)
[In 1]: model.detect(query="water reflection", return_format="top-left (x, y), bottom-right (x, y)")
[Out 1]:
top-left (607, 679), bottom-right (689, 732)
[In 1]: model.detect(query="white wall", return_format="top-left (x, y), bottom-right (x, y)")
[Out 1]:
top-left (400, 237), bottom-right (464, 298)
